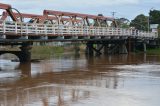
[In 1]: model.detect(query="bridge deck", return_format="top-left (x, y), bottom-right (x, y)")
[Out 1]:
top-left (0, 20), bottom-right (158, 42)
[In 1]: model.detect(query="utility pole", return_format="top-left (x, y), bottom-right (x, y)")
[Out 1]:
top-left (111, 12), bottom-right (116, 18)
top-left (148, 8), bottom-right (154, 32)
top-left (148, 16), bottom-right (150, 32)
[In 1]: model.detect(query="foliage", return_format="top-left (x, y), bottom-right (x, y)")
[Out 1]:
top-left (147, 48), bottom-right (160, 55)
top-left (149, 10), bottom-right (160, 36)
top-left (116, 18), bottom-right (130, 28)
top-left (130, 14), bottom-right (148, 31)
top-left (149, 10), bottom-right (160, 24)
top-left (31, 46), bottom-right (64, 59)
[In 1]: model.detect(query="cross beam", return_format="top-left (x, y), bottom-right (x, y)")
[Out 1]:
top-left (0, 3), bottom-right (18, 21)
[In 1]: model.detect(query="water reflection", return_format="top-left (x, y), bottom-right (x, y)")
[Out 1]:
top-left (0, 53), bottom-right (160, 106)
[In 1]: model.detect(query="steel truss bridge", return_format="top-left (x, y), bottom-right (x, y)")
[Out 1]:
top-left (0, 3), bottom-right (159, 62)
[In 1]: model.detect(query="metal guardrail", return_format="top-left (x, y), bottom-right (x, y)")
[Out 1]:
top-left (0, 20), bottom-right (158, 38)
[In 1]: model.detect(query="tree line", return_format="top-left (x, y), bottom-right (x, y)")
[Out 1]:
top-left (116, 9), bottom-right (160, 35)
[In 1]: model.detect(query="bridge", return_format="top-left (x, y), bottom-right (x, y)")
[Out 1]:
top-left (0, 3), bottom-right (158, 62)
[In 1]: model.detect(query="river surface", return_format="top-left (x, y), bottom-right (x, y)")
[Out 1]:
top-left (0, 53), bottom-right (160, 106)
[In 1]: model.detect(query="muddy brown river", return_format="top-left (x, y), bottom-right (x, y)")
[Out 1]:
top-left (0, 53), bottom-right (160, 106)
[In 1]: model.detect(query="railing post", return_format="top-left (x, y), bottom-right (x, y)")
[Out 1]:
top-left (58, 24), bottom-right (60, 35)
top-left (112, 28), bottom-right (114, 36)
top-left (81, 25), bottom-right (83, 35)
top-left (52, 24), bottom-right (55, 35)
top-left (35, 24), bottom-right (38, 35)
top-left (20, 22), bottom-right (22, 35)
top-left (97, 27), bottom-right (99, 35)
top-left (44, 24), bottom-right (47, 35)
top-left (3, 21), bottom-right (6, 33)
top-left (102, 27), bottom-right (104, 35)
top-left (87, 26), bottom-right (89, 35)
top-left (15, 22), bottom-right (17, 34)
top-left (26, 23), bottom-right (28, 35)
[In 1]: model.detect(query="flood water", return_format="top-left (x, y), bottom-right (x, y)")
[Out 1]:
top-left (0, 53), bottom-right (160, 106)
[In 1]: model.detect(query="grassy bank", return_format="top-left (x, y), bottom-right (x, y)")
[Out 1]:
top-left (147, 48), bottom-right (160, 55)
top-left (31, 44), bottom-right (86, 59)
top-left (31, 46), bottom-right (64, 59)
top-left (1, 44), bottom-right (86, 59)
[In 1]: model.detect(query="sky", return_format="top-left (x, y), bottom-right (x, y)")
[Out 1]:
top-left (0, 0), bottom-right (160, 20)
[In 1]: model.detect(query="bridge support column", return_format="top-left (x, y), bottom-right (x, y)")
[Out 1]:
top-left (74, 43), bottom-right (80, 57)
top-left (143, 43), bottom-right (146, 53)
top-left (127, 38), bottom-right (131, 54)
top-left (126, 38), bottom-right (137, 53)
top-left (104, 44), bottom-right (108, 54)
top-left (19, 43), bottom-right (32, 63)
top-left (0, 35), bottom-right (6, 39)
top-left (86, 42), bottom-right (94, 56)
top-left (107, 44), bottom-right (119, 54)
top-left (119, 43), bottom-right (128, 54)
top-left (147, 40), bottom-right (157, 49)
top-left (86, 42), bottom-right (106, 56)
top-left (96, 44), bottom-right (104, 55)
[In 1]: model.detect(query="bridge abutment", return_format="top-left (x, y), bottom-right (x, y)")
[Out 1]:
top-left (0, 43), bottom-right (32, 63)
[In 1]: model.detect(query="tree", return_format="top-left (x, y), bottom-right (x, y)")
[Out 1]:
top-left (149, 9), bottom-right (160, 36)
top-left (130, 14), bottom-right (148, 31)
top-left (149, 9), bottom-right (160, 24)
top-left (116, 18), bottom-right (130, 28)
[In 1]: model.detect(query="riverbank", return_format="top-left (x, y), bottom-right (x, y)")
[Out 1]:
top-left (31, 46), bottom-right (64, 59)
top-left (31, 45), bottom-right (86, 59)
top-left (147, 48), bottom-right (160, 55)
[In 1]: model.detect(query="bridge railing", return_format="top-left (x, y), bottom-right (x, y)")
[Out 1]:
top-left (0, 20), bottom-right (158, 38)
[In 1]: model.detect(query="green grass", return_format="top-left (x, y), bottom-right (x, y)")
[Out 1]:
top-left (31, 46), bottom-right (64, 59)
top-left (147, 48), bottom-right (160, 55)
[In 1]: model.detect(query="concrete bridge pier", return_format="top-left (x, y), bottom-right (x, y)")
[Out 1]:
top-left (0, 43), bottom-right (31, 63)
top-left (19, 43), bottom-right (32, 63)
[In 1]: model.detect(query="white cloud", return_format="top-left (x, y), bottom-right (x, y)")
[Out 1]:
top-left (0, 0), bottom-right (159, 20)
top-left (1, 0), bottom-right (139, 9)
top-left (143, 0), bottom-right (160, 3)
top-left (0, 0), bottom-right (139, 15)
top-left (0, 0), bottom-right (139, 14)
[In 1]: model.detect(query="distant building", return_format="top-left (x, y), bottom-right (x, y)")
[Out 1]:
top-left (150, 24), bottom-right (159, 33)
